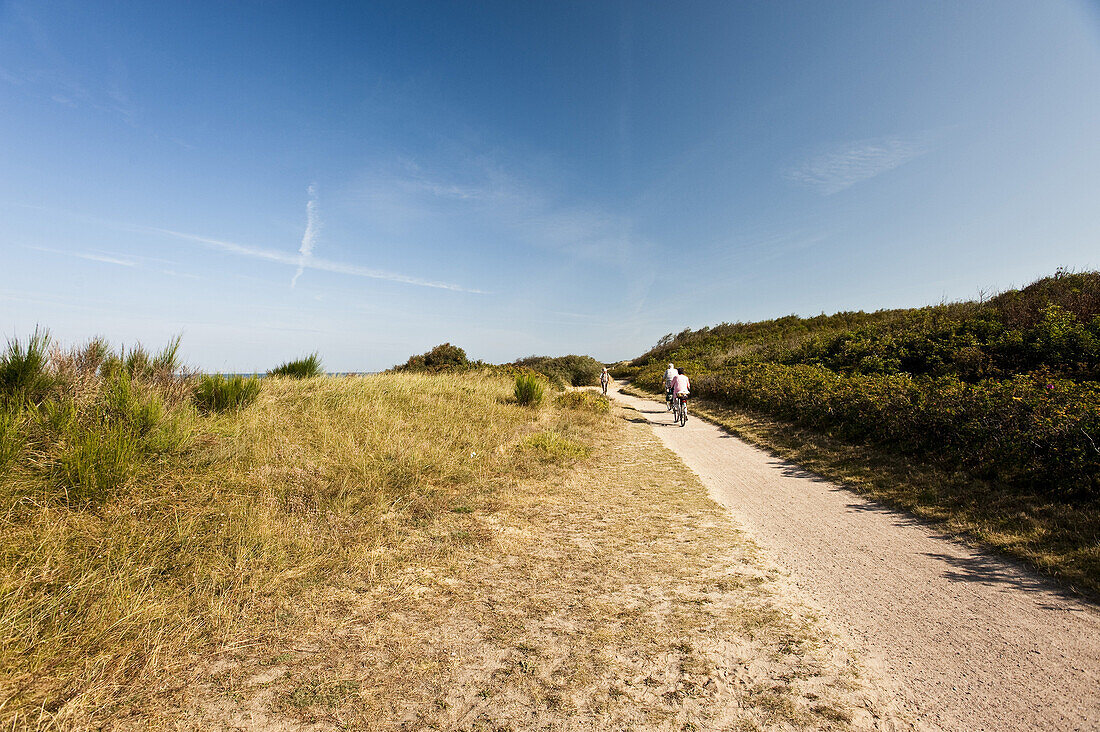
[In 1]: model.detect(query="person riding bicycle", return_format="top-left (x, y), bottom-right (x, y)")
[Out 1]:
top-left (600, 367), bottom-right (611, 395)
top-left (663, 362), bottom-right (677, 404)
top-left (671, 367), bottom-right (690, 405)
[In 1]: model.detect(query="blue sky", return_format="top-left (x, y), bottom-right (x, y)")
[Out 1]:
top-left (2, 1), bottom-right (1099, 371)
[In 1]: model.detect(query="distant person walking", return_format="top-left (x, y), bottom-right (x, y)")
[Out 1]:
top-left (600, 367), bottom-right (611, 395)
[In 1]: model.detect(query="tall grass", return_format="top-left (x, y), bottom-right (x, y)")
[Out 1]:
top-left (0, 327), bottom-right (53, 406)
top-left (269, 353), bottom-right (323, 378)
top-left (514, 373), bottom-right (545, 407)
top-left (193, 374), bottom-right (261, 412)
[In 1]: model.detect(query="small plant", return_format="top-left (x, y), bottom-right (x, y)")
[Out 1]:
top-left (269, 353), bottom-right (323, 378)
top-left (193, 374), bottom-right (261, 412)
top-left (514, 373), bottom-right (545, 407)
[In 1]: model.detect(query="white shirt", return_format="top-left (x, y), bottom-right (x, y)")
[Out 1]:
top-left (664, 367), bottom-right (678, 386)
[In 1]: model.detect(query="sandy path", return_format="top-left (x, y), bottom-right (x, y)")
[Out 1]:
top-left (613, 387), bottom-right (1100, 731)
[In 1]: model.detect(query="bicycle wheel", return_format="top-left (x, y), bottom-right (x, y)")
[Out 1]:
top-left (679, 399), bottom-right (688, 426)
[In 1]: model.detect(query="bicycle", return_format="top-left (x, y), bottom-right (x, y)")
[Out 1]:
top-left (673, 393), bottom-right (688, 426)
top-left (665, 386), bottom-right (674, 411)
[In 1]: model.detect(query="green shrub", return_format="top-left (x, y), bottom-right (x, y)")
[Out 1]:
top-left (513, 374), bottom-right (545, 407)
top-left (269, 353), bottom-right (323, 378)
top-left (396, 343), bottom-right (470, 372)
top-left (0, 327), bottom-right (54, 406)
top-left (514, 355), bottom-right (603, 388)
top-left (556, 390), bottom-right (610, 414)
top-left (193, 374), bottom-right (261, 412)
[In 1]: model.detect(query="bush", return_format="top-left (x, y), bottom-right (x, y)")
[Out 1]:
top-left (269, 353), bottom-right (323, 378)
top-left (514, 355), bottom-right (604, 389)
top-left (193, 374), bottom-right (261, 412)
top-left (396, 343), bottom-right (470, 372)
top-left (513, 374), bottom-right (545, 407)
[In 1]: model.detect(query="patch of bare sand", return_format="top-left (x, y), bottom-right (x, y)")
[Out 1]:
top-left (123, 404), bottom-right (907, 731)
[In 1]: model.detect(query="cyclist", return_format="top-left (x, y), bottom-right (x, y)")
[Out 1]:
top-left (600, 367), bottom-right (611, 395)
top-left (671, 367), bottom-right (690, 423)
top-left (663, 362), bottom-right (677, 410)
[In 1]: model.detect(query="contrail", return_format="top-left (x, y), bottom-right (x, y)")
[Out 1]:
top-left (291, 184), bottom-right (319, 288)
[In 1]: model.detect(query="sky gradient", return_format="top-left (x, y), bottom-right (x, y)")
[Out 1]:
top-left (2, 1), bottom-right (1099, 371)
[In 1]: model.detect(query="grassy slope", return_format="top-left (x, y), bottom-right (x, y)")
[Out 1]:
top-left (616, 271), bottom-right (1100, 597)
top-left (1, 374), bottom-right (903, 729)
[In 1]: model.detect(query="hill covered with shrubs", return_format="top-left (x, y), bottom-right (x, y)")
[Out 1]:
top-left (617, 270), bottom-right (1100, 500)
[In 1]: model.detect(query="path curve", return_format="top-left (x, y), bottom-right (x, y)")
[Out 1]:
top-left (612, 387), bottom-right (1100, 731)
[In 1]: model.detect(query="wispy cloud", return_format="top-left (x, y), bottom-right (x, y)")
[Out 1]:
top-left (26, 244), bottom-right (137, 267)
top-left (291, 184), bottom-right (319, 288)
top-left (138, 225), bottom-right (484, 294)
top-left (785, 132), bottom-right (939, 195)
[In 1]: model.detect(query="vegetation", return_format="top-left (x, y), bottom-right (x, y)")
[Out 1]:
top-left (514, 354), bottom-right (604, 389)
top-left (556, 389), bottom-right (611, 414)
top-left (193, 374), bottom-right (261, 412)
top-left (394, 342), bottom-right (469, 372)
top-left (513, 373), bottom-right (546, 407)
top-left (268, 353), bottom-right (323, 378)
top-left (617, 270), bottom-right (1100, 592)
top-left (0, 344), bottom-right (611, 727)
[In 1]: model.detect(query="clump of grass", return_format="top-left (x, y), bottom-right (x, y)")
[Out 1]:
top-left (193, 374), bottom-right (261, 412)
top-left (269, 353), bottom-right (323, 378)
top-left (0, 327), bottom-right (54, 406)
top-left (521, 431), bottom-right (590, 461)
top-left (556, 390), bottom-right (610, 414)
top-left (513, 373), bottom-right (545, 407)
top-left (55, 423), bottom-right (141, 504)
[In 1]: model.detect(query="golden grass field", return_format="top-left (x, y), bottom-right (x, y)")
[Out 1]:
top-left (1, 373), bottom-right (902, 730)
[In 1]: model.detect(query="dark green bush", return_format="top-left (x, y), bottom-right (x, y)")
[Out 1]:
top-left (269, 353), bottom-right (323, 378)
top-left (513, 374), bottom-right (545, 407)
top-left (193, 374), bottom-right (261, 412)
top-left (396, 343), bottom-right (470, 372)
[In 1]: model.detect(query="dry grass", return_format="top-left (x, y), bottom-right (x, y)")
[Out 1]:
top-left (0, 373), bottom-right (549, 729)
top-left (124, 388), bottom-right (903, 730)
top-left (623, 384), bottom-right (1100, 601)
top-left (3, 374), bottom-right (905, 730)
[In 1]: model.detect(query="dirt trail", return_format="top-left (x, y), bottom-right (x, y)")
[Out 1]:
top-left (613, 387), bottom-right (1100, 731)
